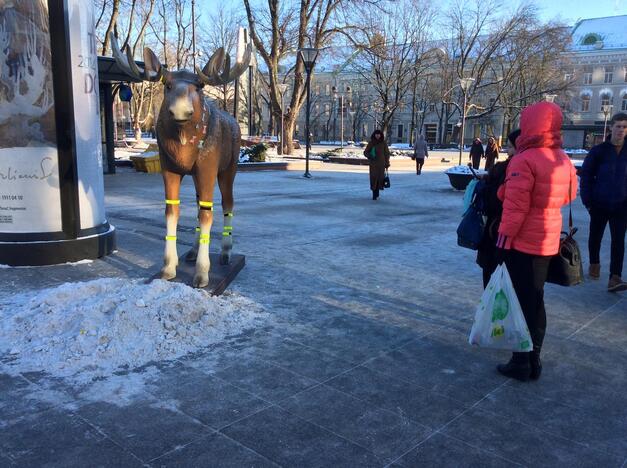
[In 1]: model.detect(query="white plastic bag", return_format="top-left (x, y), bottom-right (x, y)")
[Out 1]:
top-left (469, 264), bottom-right (533, 352)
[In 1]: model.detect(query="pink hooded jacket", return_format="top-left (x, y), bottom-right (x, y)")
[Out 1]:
top-left (497, 102), bottom-right (577, 256)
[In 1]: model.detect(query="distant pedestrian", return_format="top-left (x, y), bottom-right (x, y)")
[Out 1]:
top-left (469, 138), bottom-right (484, 170)
top-left (413, 134), bottom-right (429, 175)
top-left (484, 137), bottom-right (499, 171)
top-left (495, 101), bottom-right (577, 382)
top-left (363, 129), bottom-right (390, 200)
top-left (580, 112), bottom-right (627, 292)
top-left (476, 129), bottom-right (520, 287)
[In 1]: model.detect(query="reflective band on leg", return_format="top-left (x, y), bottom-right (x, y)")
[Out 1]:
top-left (199, 233), bottom-right (210, 245)
top-left (224, 212), bottom-right (234, 217)
top-left (222, 231), bottom-right (232, 236)
top-left (198, 201), bottom-right (213, 210)
top-left (165, 235), bottom-right (177, 241)
top-left (223, 226), bottom-right (233, 231)
top-left (195, 227), bottom-right (200, 232)
top-left (165, 199), bottom-right (180, 205)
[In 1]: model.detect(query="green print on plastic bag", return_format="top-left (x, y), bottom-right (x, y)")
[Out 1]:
top-left (491, 290), bottom-right (509, 321)
top-left (491, 325), bottom-right (505, 338)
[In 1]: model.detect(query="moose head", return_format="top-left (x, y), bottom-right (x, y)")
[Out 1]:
top-left (109, 33), bottom-right (252, 288)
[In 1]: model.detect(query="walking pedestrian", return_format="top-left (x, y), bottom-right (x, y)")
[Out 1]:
top-left (476, 129), bottom-right (520, 287)
top-left (469, 138), bottom-right (484, 170)
top-left (495, 101), bottom-right (577, 381)
top-left (413, 134), bottom-right (429, 175)
top-left (484, 136), bottom-right (499, 171)
top-left (580, 112), bottom-right (627, 292)
top-left (363, 129), bottom-right (390, 200)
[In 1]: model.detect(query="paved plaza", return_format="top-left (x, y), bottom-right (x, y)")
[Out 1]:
top-left (1, 160), bottom-right (626, 467)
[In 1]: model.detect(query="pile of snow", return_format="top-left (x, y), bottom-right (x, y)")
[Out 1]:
top-left (0, 278), bottom-right (265, 385)
top-left (445, 165), bottom-right (487, 176)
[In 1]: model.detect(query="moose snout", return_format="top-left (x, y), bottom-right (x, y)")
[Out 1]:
top-left (168, 98), bottom-right (194, 123)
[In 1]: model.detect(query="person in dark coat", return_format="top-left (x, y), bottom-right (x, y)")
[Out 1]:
top-left (363, 129), bottom-right (390, 200)
top-left (580, 112), bottom-right (627, 292)
top-left (476, 129), bottom-right (520, 287)
top-left (413, 134), bottom-right (429, 175)
top-left (468, 138), bottom-right (484, 169)
top-left (484, 137), bottom-right (499, 171)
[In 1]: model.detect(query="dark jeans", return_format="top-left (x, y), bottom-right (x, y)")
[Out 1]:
top-left (588, 206), bottom-right (627, 277)
top-left (505, 249), bottom-right (552, 354)
top-left (415, 158), bottom-right (424, 173)
top-left (471, 156), bottom-right (481, 170)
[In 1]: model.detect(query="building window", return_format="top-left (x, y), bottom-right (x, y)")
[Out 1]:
top-left (324, 104), bottom-right (330, 114)
top-left (600, 93), bottom-right (612, 108)
top-left (428, 103), bottom-right (435, 112)
top-left (582, 33), bottom-right (600, 46)
top-left (314, 85), bottom-right (320, 95)
top-left (604, 66), bottom-right (614, 84)
top-left (624, 67), bottom-right (627, 82)
top-left (622, 94), bottom-right (627, 111)
top-left (363, 123), bottom-right (368, 137)
top-left (424, 124), bottom-right (437, 143)
top-left (325, 84), bottom-right (330, 95)
top-left (397, 124), bottom-right (403, 139)
top-left (582, 66), bottom-right (593, 85)
top-left (581, 95), bottom-right (590, 112)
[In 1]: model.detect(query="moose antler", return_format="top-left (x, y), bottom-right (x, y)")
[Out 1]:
top-left (109, 32), bottom-right (162, 82)
top-left (196, 43), bottom-right (253, 86)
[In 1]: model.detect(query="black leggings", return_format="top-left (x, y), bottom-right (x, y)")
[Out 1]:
top-left (415, 158), bottom-right (424, 173)
top-left (588, 206), bottom-right (627, 277)
top-left (505, 250), bottom-right (551, 353)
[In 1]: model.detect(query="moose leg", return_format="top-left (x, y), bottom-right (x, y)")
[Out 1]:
top-left (185, 186), bottom-right (200, 262)
top-left (218, 165), bottom-right (236, 265)
top-left (161, 171), bottom-right (183, 280)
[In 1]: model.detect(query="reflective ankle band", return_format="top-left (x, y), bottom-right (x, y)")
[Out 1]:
top-left (195, 227), bottom-right (200, 232)
top-left (223, 226), bottom-right (233, 236)
top-left (224, 212), bottom-right (234, 217)
top-left (165, 199), bottom-right (180, 205)
top-left (199, 233), bottom-right (210, 245)
top-left (199, 201), bottom-right (213, 210)
top-left (165, 235), bottom-right (177, 241)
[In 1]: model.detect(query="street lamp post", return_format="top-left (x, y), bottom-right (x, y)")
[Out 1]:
top-left (349, 110), bottom-right (356, 142)
top-left (458, 77), bottom-right (475, 166)
top-left (277, 83), bottom-right (288, 155)
top-left (602, 104), bottom-right (613, 139)
top-left (299, 46), bottom-right (319, 178)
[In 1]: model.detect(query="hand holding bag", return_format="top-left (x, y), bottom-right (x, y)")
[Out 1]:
top-left (384, 169), bottom-right (391, 188)
top-left (546, 173), bottom-right (584, 286)
top-left (469, 264), bottom-right (533, 352)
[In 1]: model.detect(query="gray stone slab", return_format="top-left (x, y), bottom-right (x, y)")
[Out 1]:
top-left (221, 406), bottom-right (384, 467)
top-left (325, 365), bottom-right (469, 429)
top-left (279, 384), bottom-right (432, 463)
top-left (148, 432), bottom-right (278, 468)
top-left (395, 432), bottom-right (522, 467)
top-left (0, 409), bottom-right (142, 467)
top-left (145, 362), bottom-right (271, 430)
top-left (213, 359), bottom-right (318, 403)
top-left (475, 385), bottom-right (627, 457)
top-left (76, 400), bottom-right (212, 462)
top-left (442, 407), bottom-right (624, 467)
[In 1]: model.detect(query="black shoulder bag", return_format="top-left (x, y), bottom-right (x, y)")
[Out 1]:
top-left (546, 172), bottom-right (584, 286)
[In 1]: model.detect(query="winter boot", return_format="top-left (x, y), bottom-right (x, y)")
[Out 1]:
top-left (529, 349), bottom-right (542, 380)
top-left (589, 263), bottom-right (600, 279)
top-left (372, 189), bottom-right (379, 200)
top-left (607, 275), bottom-right (627, 293)
top-left (497, 352), bottom-right (531, 381)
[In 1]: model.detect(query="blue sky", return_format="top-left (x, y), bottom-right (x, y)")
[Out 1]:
top-left (202, 0), bottom-right (627, 25)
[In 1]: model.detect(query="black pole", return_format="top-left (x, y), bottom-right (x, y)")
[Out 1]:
top-left (102, 83), bottom-right (116, 174)
top-left (304, 69), bottom-right (312, 178)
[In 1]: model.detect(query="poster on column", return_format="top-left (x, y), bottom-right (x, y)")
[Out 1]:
top-left (0, 1), bottom-right (62, 233)
top-left (68, 0), bottom-right (106, 230)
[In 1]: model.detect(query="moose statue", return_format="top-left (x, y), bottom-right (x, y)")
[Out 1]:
top-left (110, 33), bottom-right (251, 288)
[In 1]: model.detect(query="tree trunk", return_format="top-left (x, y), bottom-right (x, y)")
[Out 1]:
top-left (101, 0), bottom-right (121, 55)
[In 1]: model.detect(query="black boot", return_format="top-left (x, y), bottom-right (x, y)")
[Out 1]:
top-left (497, 352), bottom-right (531, 381)
top-left (529, 349), bottom-right (542, 380)
top-left (372, 189), bottom-right (379, 200)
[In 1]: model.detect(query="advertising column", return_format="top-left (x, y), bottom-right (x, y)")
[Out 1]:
top-left (0, 0), bottom-right (115, 266)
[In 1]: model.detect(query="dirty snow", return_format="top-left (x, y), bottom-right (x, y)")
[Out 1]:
top-left (0, 278), bottom-right (265, 386)
top-left (445, 165), bottom-right (487, 176)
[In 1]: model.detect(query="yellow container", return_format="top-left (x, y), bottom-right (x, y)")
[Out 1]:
top-left (130, 153), bottom-right (161, 173)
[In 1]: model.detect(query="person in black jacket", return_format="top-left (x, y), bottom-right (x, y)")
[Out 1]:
top-left (468, 138), bottom-right (484, 169)
top-left (580, 112), bottom-right (627, 292)
top-left (476, 129), bottom-right (520, 287)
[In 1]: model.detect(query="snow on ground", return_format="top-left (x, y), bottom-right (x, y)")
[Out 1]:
top-left (0, 259), bottom-right (93, 269)
top-left (0, 278), bottom-right (266, 387)
top-left (445, 165), bottom-right (487, 175)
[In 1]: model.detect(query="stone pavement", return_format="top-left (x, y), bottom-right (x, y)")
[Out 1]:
top-left (1, 162), bottom-right (626, 467)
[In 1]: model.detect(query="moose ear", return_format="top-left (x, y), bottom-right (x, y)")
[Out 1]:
top-left (143, 47), bottom-right (162, 79)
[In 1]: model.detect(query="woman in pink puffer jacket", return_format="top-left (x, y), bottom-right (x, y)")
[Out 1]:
top-left (495, 101), bottom-right (577, 382)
